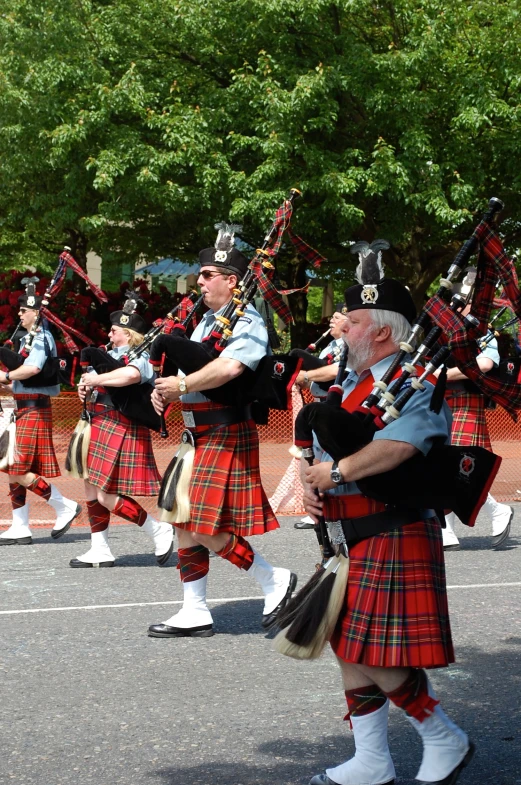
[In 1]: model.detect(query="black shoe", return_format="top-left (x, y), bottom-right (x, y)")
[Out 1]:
top-left (0, 535), bottom-right (32, 546)
top-left (156, 539), bottom-right (174, 566)
top-left (490, 508), bottom-right (513, 549)
top-left (147, 623), bottom-right (214, 638)
top-left (69, 558), bottom-right (114, 568)
top-left (443, 543), bottom-right (461, 552)
top-left (51, 503), bottom-right (82, 540)
top-left (418, 741), bottom-right (475, 785)
top-left (294, 520), bottom-right (315, 530)
top-left (261, 572), bottom-right (298, 629)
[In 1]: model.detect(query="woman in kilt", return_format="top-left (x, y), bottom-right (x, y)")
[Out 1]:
top-left (69, 303), bottom-right (173, 568)
top-left (301, 256), bottom-right (474, 785)
top-left (148, 228), bottom-right (296, 638)
top-left (0, 285), bottom-right (81, 545)
top-left (435, 270), bottom-right (513, 551)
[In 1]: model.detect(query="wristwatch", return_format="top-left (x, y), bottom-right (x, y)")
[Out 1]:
top-left (178, 377), bottom-right (188, 394)
top-left (330, 461), bottom-right (344, 485)
top-left (4, 371), bottom-right (10, 383)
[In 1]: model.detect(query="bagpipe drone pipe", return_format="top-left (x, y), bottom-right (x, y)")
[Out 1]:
top-left (148, 190), bottom-right (311, 418)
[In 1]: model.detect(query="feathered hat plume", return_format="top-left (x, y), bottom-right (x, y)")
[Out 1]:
top-left (350, 239), bottom-right (390, 285)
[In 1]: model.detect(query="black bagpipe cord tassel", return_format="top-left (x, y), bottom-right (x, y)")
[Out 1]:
top-left (429, 364), bottom-right (447, 414)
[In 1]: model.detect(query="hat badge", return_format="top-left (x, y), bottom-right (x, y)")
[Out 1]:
top-left (361, 285), bottom-right (379, 304)
top-left (215, 249), bottom-right (228, 263)
top-left (120, 314), bottom-right (129, 325)
top-left (27, 295), bottom-right (35, 307)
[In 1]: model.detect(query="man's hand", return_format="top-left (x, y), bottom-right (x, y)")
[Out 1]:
top-left (304, 460), bottom-right (336, 492)
top-left (151, 387), bottom-right (166, 414)
top-left (302, 486), bottom-right (323, 521)
top-left (154, 375), bottom-right (183, 403)
top-left (78, 383), bottom-right (88, 402)
top-left (81, 372), bottom-right (99, 388)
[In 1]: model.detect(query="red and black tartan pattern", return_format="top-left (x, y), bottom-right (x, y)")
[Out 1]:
top-left (1, 406), bottom-right (60, 478)
top-left (86, 499), bottom-right (110, 533)
top-left (330, 517), bottom-right (454, 669)
top-left (113, 494), bottom-right (147, 526)
top-left (9, 483), bottom-right (26, 509)
top-left (446, 390), bottom-right (492, 451)
top-left (27, 475), bottom-right (52, 500)
top-left (385, 668), bottom-right (439, 722)
top-left (344, 685), bottom-right (386, 721)
top-left (176, 402), bottom-right (279, 537)
top-left (177, 545), bottom-right (210, 582)
top-left (424, 220), bottom-right (521, 417)
top-left (86, 406), bottom-right (161, 496)
top-left (215, 533), bottom-right (255, 570)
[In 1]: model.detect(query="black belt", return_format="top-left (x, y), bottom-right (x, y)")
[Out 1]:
top-left (329, 507), bottom-right (424, 545)
top-left (183, 405), bottom-right (252, 427)
top-left (92, 392), bottom-right (115, 408)
top-left (15, 397), bottom-right (51, 411)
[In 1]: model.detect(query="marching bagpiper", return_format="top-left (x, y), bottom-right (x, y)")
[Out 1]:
top-left (0, 278), bottom-right (81, 545)
top-left (148, 223), bottom-right (297, 638)
top-left (297, 244), bottom-right (474, 785)
top-left (69, 293), bottom-right (173, 568)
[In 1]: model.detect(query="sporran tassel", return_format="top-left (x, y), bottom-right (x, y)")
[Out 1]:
top-left (273, 552), bottom-right (349, 660)
top-left (158, 430), bottom-right (195, 523)
top-left (0, 413), bottom-right (19, 470)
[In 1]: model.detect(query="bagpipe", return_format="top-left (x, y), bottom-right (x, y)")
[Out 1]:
top-left (148, 189), bottom-right (313, 421)
top-left (78, 292), bottom-right (204, 433)
top-left (0, 249), bottom-right (107, 389)
top-left (274, 198), bottom-right (505, 660)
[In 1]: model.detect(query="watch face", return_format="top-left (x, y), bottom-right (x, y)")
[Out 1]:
top-left (179, 379), bottom-right (187, 393)
top-left (331, 468), bottom-right (343, 484)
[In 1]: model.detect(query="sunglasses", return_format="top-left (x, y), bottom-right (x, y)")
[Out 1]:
top-left (199, 271), bottom-right (227, 281)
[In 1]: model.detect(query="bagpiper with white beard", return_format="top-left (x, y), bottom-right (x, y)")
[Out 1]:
top-left (299, 242), bottom-right (474, 785)
top-left (0, 278), bottom-right (81, 544)
top-left (69, 293), bottom-right (173, 568)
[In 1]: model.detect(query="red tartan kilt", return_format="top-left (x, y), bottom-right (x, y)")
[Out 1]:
top-left (1, 406), bottom-right (60, 477)
top-left (87, 407), bottom-right (161, 496)
top-left (176, 402), bottom-right (279, 537)
top-left (446, 391), bottom-right (492, 450)
top-left (331, 517), bottom-right (454, 669)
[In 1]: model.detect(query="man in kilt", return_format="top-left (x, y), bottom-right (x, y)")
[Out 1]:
top-left (148, 226), bottom-right (296, 638)
top-left (69, 303), bottom-right (173, 568)
top-left (0, 284), bottom-right (81, 545)
top-left (301, 255), bottom-right (473, 785)
top-left (434, 270), bottom-right (513, 551)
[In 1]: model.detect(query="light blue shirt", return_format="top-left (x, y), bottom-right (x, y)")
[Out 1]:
top-left (310, 337), bottom-right (346, 399)
top-left (109, 345), bottom-right (155, 385)
top-left (12, 327), bottom-right (60, 397)
top-left (479, 333), bottom-right (500, 366)
top-left (181, 302), bottom-right (269, 404)
top-left (316, 352), bottom-right (452, 497)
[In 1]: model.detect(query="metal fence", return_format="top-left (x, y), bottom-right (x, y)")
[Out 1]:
top-left (1, 391), bottom-right (520, 527)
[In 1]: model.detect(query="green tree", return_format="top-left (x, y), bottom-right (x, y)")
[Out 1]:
top-left (1, 0), bottom-right (521, 343)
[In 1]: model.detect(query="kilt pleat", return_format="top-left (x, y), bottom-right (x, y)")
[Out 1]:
top-left (446, 391), bottom-right (492, 450)
top-left (331, 518), bottom-right (454, 669)
top-left (176, 406), bottom-right (278, 536)
top-left (87, 408), bottom-right (161, 496)
top-left (2, 407), bottom-right (60, 477)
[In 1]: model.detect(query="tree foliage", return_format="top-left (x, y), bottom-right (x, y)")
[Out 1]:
top-left (1, 0), bottom-right (521, 333)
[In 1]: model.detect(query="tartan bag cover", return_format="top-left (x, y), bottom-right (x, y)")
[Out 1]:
top-left (176, 401), bottom-right (279, 536)
top-left (1, 399), bottom-right (60, 477)
top-left (87, 405), bottom-right (161, 496)
top-left (446, 390), bottom-right (492, 451)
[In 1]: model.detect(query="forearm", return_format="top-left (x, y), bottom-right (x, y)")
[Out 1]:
top-left (183, 357), bottom-right (244, 392)
top-left (301, 364), bottom-right (339, 385)
top-left (90, 367), bottom-right (141, 387)
top-left (338, 439), bottom-right (419, 483)
top-left (0, 363), bottom-right (41, 383)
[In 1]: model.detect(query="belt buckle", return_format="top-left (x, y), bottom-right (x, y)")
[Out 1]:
top-left (326, 519), bottom-right (348, 549)
top-left (182, 410), bottom-right (196, 428)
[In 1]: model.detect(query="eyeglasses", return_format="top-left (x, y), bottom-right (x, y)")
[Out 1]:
top-left (199, 271), bottom-right (227, 281)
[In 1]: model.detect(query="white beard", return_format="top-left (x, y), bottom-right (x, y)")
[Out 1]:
top-left (346, 329), bottom-right (377, 373)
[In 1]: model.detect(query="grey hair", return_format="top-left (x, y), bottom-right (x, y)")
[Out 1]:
top-left (369, 309), bottom-right (411, 345)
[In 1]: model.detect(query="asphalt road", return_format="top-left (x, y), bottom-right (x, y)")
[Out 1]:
top-left (1, 509), bottom-right (520, 785)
